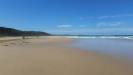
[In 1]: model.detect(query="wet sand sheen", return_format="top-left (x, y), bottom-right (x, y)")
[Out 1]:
top-left (0, 37), bottom-right (133, 75)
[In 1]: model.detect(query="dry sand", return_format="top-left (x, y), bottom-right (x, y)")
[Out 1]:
top-left (0, 36), bottom-right (133, 75)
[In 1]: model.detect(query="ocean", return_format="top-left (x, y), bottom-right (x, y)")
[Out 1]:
top-left (64, 35), bottom-right (133, 60)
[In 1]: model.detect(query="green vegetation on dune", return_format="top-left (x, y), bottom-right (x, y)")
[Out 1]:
top-left (0, 27), bottom-right (50, 37)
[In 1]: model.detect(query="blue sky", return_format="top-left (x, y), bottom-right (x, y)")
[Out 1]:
top-left (0, 0), bottom-right (133, 35)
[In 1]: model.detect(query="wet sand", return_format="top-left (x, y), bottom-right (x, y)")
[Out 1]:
top-left (0, 36), bottom-right (133, 75)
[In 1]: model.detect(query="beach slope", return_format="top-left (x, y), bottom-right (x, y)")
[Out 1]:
top-left (0, 37), bottom-right (133, 75)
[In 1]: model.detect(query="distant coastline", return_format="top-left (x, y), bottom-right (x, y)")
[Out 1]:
top-left (0, 27), bottom-right (50, 37)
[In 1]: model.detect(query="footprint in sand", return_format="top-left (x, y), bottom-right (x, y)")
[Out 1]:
top-left (2, 44), bottom-right (9, 46)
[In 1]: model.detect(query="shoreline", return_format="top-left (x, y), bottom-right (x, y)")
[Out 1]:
top-left (0, 36), bottom-right (133, 75)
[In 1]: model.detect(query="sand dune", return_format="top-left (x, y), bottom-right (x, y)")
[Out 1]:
top-left (0, 37), bottom-right (133, 75)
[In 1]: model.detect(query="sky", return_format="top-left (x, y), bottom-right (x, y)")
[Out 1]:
top-left (0, 0), bottom-right (133, 35)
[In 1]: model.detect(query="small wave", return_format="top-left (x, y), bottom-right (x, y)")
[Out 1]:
top-left (63, 36), bottom-right (133, 39)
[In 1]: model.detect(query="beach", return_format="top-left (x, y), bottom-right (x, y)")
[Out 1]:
top-left (0, 36), bottom-right (133, 75)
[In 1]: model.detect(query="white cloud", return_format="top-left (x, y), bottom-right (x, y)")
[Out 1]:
top-left (57, 25), bottom-right (72, 28)
top-left (45, 27), bottom-right (133, 35)
top-left (79, 25), bottom-right (87, 27)
top-left (98, 14), bottom-right (133, 19)
top-left (97, 22), bottom-right (123, 27)
top-left (80, 14), bottom-right (133, 20)
top-left (98, 16), bottom-right (110, 19)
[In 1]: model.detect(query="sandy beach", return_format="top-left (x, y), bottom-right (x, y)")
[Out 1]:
top-left (0, 36), bottom-right (133, 75)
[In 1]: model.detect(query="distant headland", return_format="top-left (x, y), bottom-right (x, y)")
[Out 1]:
top-left (0, 27), bottom-right (50, 36)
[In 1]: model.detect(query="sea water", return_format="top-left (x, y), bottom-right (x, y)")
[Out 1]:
top-left (65, 36), bottom-right (133, 60)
